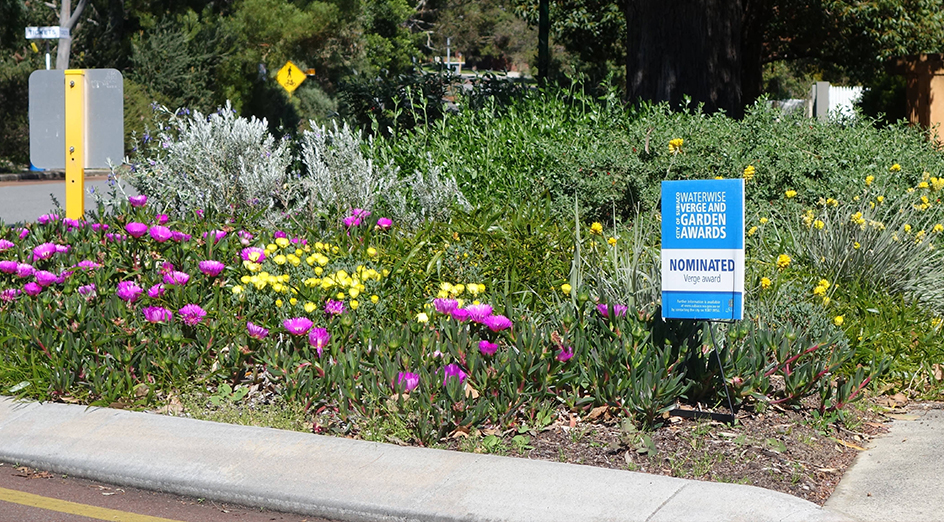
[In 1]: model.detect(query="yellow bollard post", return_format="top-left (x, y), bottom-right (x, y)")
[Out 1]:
top-left (64, 69), bottom-right (85, 220)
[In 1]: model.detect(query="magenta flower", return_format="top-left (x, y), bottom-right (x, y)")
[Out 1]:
top-left (556, 345), bottom-right (575, 363)
top-left (129, 195), bottom-right (147, 207)
top-left (147, 284), bottom-right (166, 298)
top-left (105, 233), bottom-right (126, 242)
top-left (55, 244), bottom-right (70, 254)
top-left (178, 304), bottom-right (207, 325)
top-left (159, 262), bottom-right (175, 274)
top-left (597, 303), bottom-right (628, 318)
top-left (434, 298), bottom-right (459, 315)
top-left (465, 303), bottom-right (493, 323)
top-left (274, 230), bottom-right (288, 239)
top-left (91, 223), bottom-right (109, 232)
top-left (125, 222), bottom-right (148, 238)
top-left (198, 260), bottom-right (226, 277)
top-left (63, 218), bottom-right (82, 230)
top-left (442, 363), bottom-right (468, 385)
top-left (163, 271), bottom-right (190, 286)
top-left (142, 306), bottom-right (173, 323)
top-left (77, 284), bottom-right (97, 297)
top-left (116, 281), bottom-right (143, 302)
top-left (148, 225), bottom-right (172, 242)
top-left (238, 230), bottom-right (254, 246)
top-left (22, 282), bottom-right (42, 296)
top-left (17, 228), bottom-right (28, 240)
top-left (483, 314), bottom-right (513, 332)
top-left (0, 289), bottom-right (20, 301)
top-left (31, 242), bottom-right (58, 261)
top-left (478, 340), bottom-right (499, 356)
top-left (56, 271), bottom-right (73, 284)
top-left (450, 308), bottom-right (470, 322)
top-left (34, 270), bottom-right (58, 287)
top-left (324, 299), bottom-right (345, 316)
top-left (283, 317), bottom-right (313, 336)
top-left (247, 322), bottom-right (269, 340)
top-left (0, 260), bottom-right (17, 274)
top-left (202, 230), bottom-right (226, 244)
top-left (343, 208), bottom-right (371, 228)
top-left (0, 239), bottom-right (14, 251)
top-left (15, 263), bottom-right (34, 278)
top-left (376, 217), bottom-right (392, 230)
top-left (171, 231), bottom-right (191, 242)
top-left (240, 247), bottom-right (266, 263)
top-left (154, 214), bottom-right (169, 225)
top-left (397, 372), bottom-right (420, 392)
top-left (308, 327), bottom-right (331, 357)
top-left (75, 260), bottom-right (101, 271)
top-left (36, 214), bottom-right (59, 225)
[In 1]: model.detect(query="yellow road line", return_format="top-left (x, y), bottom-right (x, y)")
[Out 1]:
top-left (0, 486), bottom-right (186, 522)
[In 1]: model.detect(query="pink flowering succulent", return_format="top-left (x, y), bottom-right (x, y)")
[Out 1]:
top-left (483, 314), bottom-right (513, 332)
top-left (0, 260), bottom-right (17, 274)
top-left (178, 304), bottom-right (207, 326)
top-left (240, 247), bottom-right (266, 263)
top-left (22, 282), bottom-right (42, 296)
top-left (163, 271), bottom-right (190, 286)
top-left (148, 225), bottom-right (172, 242)
top-left (148, 284), bottom-right (166, 299)
top-left (198, 260), bottom-right (226, 277)
top-left (15, 263), bottom-right (34, 278)
top-left (397, 372), bottom-right (420, 392)
top-left (142, 306), bottom-right (173, 323)
top-left (376, 217), bottom-right (392, 230)
top-left (128, 195), bottom-right (147, 207)
top-left (34, 270), bottom-right (58, 287)
top-left (441, 363), bottom-right (468, 385)
top-left (125, 222), bottom-right (148, 238)
top-left (31, 242), bottom-right (58, 261)
top-left (0, 289), bottom-right (21, 301)
top-left (308, 327), bottom-right (331, 357)
top-left (247, 322), bottom-right (269, 340)
top-left (283, 317), bottom-right (313, 336)
top-left (478, 340), bottom-right (499, 356)
top-left (116, 281), bottom-right (143, 302)
top-left (465, 304), bottom-right (493, 323)
top-left (596, 303), bottom-right (628, 318)
top-left (0, 239), bottom-right (14, 251)
top-left (343, 208), bottom-right (371, 228)
top-left (324, 299), bottom-right (345, 316)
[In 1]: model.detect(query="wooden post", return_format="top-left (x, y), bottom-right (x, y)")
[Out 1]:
top-left (893, 54), bottom-right (944, 145)
top-left (64, 69), bottom-right (85, 220)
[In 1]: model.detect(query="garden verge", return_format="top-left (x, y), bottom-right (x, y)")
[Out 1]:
top-left (167, 388), bottom-right (904, 506)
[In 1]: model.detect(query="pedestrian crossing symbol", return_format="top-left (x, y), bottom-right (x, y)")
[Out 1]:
top-left (276, 61), bottom-right (306, 94)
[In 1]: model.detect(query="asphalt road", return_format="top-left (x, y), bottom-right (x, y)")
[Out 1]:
top-left (0, 175), bottom-right (136, 225)
top-left (0, 462), bottom-right (325, 522)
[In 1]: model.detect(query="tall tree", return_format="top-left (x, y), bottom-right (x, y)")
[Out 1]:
top-left (624, 0), bottom-right (742, 116)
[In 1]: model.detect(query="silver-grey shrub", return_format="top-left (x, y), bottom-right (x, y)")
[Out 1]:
top-left (293, 121), bottom-right (398, 221)
top-left (126, 103), bottom-right (292, 219)
top-left (386, 155), bottom-right (471, 229)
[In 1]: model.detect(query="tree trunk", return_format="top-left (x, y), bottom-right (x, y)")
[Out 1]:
top-left (624, 0), bottom-right (743, 117)
top-left (55, 0), bottom-right (88, 70)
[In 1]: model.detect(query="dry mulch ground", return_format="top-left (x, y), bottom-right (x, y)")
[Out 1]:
top-left (436, 400), bottom-right (895, 506)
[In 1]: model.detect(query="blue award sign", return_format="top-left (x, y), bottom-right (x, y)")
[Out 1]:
top-left (661, 179), bottom-right (745, 320)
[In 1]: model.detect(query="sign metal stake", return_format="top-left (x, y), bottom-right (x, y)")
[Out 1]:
top-left (64, 69), bottom-right (85, 220)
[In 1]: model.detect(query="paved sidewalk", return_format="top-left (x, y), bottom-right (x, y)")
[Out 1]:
top-left (825, 404), bottom-right (944, 522)
top-left (0, 397), bottom-right (851, 522)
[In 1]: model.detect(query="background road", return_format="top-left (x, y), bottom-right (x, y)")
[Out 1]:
top-left (0, 175), bottom-right (136, 224)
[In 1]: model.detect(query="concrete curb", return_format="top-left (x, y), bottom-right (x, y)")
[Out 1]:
top-left (0, 397), bottom-right (853, 522)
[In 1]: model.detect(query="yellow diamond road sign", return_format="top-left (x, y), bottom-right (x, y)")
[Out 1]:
top-left (277, 61), bottom-right (305, 93)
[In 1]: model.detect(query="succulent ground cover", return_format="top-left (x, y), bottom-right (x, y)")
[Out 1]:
top-left (2, 86), bottom-right (944, 500)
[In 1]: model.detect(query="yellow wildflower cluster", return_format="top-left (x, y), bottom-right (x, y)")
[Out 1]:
top-left (865, 175), bottom-right (874, 187)
top-left (850, 211), bottom-right (866, 228)
top-left (776, 254), bottom-right (791, 271)
top-left (785, 189), bottom-right (797, 199)
top-left (590, 222), bottom-right (603, 235)
top-left (233, 236), bottom-right (387, 313)
top-left (743, 165), bottom-right (755, 181)
top-left (890, 163), bottom-right (901, 172)
top-left (760, 277), bottom-right (772, 290)
top-left (668, 138), bottom-right (684, 154)
top-left (817, 197), bottom-right (839, 207)
top-left (813, 279), bottom-right (831, 306)
top-left (436, 281), bottom-right (485, 299)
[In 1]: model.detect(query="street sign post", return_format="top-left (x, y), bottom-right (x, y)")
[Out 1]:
top-left (276, 61), bottom-right (305, 94)
top-left (25, 27), bottom-right (69, 39)
top-left (28, 69), bottom-right (124, 220)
